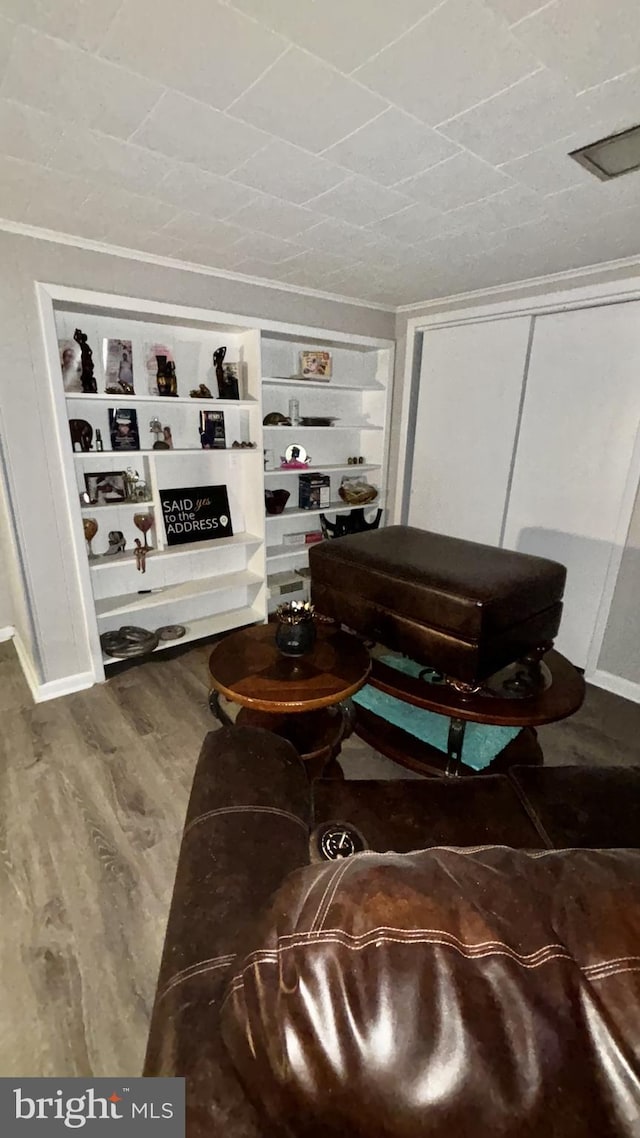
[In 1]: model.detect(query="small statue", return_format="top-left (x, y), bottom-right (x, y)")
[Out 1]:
top-left (105, 530), bottom-right (126, 556)
top-left (190, 383), bottom-right (213, 399)
top-left (163, 426), bottom-right (173, 449)
top-left (214, 346), bottom-right (239, 399)
top-left (156, 354), bottom-right (177, 396)
top-left (69, 418), bottom-right (93, 452)
top-left (134, 538), bottom-right (147, 573)
top-left (125, 468), bottom-right (149, 502)
top-left (73, 328), bottom-right (97, 393)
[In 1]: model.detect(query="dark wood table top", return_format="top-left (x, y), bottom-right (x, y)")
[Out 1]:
top-left (370, 649), bottom-right (585, 727)
top-left (209, 623), bottom-right (371, 713)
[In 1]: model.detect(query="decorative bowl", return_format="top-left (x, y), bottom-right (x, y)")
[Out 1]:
top-left (265, 488), bottom-right (290, 515)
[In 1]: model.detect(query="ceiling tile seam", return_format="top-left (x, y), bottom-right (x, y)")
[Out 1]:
top-left (432, 65), bottom-right (545, 131)
top-left (0, 21), bottom-right (170, 112)
top-left (125, 88), bottom-right (173, 146)
top-left (346, 0), bottom-right (452, 78)
top-left (91, 0), bottom-right (128, 55)
top-left (223, 141), bottom-right (355, 202)
top-left (223, 42), bottom-right (293, 114)
top-left (508, 0), bottom-right (559, 30)
top-left (576, 62), bottom-right (640, 98)
top-left (314, 107), bottom-right (390, 158)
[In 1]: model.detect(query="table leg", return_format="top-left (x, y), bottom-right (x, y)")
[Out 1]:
top-left (446, 717), bottom-right (466, 777)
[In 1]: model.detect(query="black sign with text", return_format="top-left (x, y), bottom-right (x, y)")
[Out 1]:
top-left (160, 485), bottom-right (233, 545)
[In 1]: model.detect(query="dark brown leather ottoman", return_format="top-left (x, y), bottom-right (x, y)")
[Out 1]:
top-left (508, 765), bottom-right (640, 848)
top-left (309, 526), bottom-right (566, 684)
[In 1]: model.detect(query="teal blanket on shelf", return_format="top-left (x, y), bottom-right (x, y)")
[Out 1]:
top-left (353, 655), bottom-right (520, 772)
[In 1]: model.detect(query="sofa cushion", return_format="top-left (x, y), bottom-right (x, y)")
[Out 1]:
top-left (221, 846), bottom-right (640, 1138)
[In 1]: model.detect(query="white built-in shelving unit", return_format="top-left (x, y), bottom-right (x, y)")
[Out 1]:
top-left (40, 287), bottom-right (393, 684)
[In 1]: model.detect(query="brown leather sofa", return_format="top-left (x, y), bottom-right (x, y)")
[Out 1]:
top-left (144, 728), bottom-right (640, 1136)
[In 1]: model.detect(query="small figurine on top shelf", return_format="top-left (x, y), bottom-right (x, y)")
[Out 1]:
top-left (213, 346), bottom-right (240, 400)
top-left (73, 328), bottom-right (97, 393)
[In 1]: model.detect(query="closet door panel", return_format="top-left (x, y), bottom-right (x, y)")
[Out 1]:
top-left (503, 303), bottom-right (640, 667)
top-left (408, 318), bottom-right (531, 545)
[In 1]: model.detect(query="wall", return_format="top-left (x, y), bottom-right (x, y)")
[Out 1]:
top-left (0, 229), bottom-right (394, 692)
top-left (0, 475), bottom-right (15, 632)
top-left (598, 480), bottom-right (640, 685)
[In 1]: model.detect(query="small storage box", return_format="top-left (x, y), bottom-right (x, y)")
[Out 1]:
top-left (309, 526), bottom-right (566, 684)
top-left (299, 473), bottom-right (330, 510)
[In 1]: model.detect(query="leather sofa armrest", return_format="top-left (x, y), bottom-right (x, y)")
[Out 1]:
top-left (144, 726), bottom-right (311, 1137)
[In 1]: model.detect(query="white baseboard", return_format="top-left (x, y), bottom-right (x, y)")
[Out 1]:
top-left (589, 668), bottom-right (640, 705)
top-left (13, 633), bottom-right (95, 703)
top-left (0, 625), bottom-right (14, 642)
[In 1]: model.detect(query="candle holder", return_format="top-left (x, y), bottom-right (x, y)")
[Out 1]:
top-left (275, 601), bottom-right (316, 657)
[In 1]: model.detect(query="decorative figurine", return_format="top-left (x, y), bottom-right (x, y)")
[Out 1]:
top-left (213, 347), bottom-right (240, 400)
top-left (163, 426), bottom-right (173, 449)
top-left (134, 538), bottom-right (147, 573)
top-left (69, 418), bottom-right (93, 453)
top-left (105, 530), bottom-right (126, 556)
top-left (74, 328), bottom-right (97, 393)
top-left (125, 468), bottom-right (149, 502)
top-left (190, 383), bottom-right (213, 399)
top-left (156, 354), bottom-right (177, 396)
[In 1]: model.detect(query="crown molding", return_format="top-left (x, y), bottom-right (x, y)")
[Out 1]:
top-left (395, 251), bottom-right (640, 315)
top-left (0, 218), bottom-right (395, 314)
top-left (3, 217), bottom-right (640, 318)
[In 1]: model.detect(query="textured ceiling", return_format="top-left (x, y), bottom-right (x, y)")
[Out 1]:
top-left (1, 0), bottom-right (640, 308)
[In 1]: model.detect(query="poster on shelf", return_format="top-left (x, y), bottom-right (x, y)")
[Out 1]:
top-left (160, 485), bottom-right (233, 545)
top-left (58, 338), bottom-right (82, 392)
top-left (109, 407), bottom-right (140, 450)
top-left (144, 340), bottom-right (176, 395)
top-left (103, 338), bottom-right (135, 393)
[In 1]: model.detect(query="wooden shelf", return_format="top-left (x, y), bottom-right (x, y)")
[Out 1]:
top-left (102, 604), bottom-right (262, 664)
top-left (80, 499), bottom-right (153, 512)
top-left (95, 570), bottom-right (262, 619)
top-left (266, 543), bottom-right (320, 562)
top-left (262, 377), bottom-right (384, 392)
top-left (263, 424), bottom-right (383, 432)
top-left (264, 463), bottom-right (380, 477)
top-left (66, 393), bottom-right (257, 407)
top-left (75, 447), bottom-right (259, 459)
top-left (89, 531), bottom-right (262, 570)
top-left (265, 499), bottom-right (380, 521)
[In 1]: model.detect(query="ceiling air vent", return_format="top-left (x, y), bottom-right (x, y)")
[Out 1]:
top-left (570, 123), bottom-right (640, 181)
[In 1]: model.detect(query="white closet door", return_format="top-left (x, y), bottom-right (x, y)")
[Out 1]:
top-left (503, 302), bottom-right (640, 668)
top-left (408, 317), bottom-right (531, 545)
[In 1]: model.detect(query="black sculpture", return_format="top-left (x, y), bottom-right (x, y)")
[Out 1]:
top-left (213, 346), bottom-right (239, 400)
top-left (320, 508), bottom-right (383, 539)
top-left (73, 327), bottom-right (97, 393)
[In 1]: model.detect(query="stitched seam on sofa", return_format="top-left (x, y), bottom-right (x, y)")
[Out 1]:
top-left (158, 956), bottom-right (237, 1002)
top-left (277, 927), bottom-right (567, 955)
top-left (310, 861), bottom-right (351, 933)
top-left (583, 954), bottom-right (640, 971)
top-left (221, 940), bottom-right (578, 1010)
top-left (588, 965), bottom-right (640, 980)
top-left (223, 937), bottom-right (576, 994)
top-left (162, 953), bottom-right (236, 986)
top-left (184, 805), bottom-right (308, 836)
top-left (317, 858), bottom-right (357, 933)
top-left (585, 958), bottom-right (640, 978)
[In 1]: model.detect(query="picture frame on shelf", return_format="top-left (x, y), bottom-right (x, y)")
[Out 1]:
top-left (199, 409), bottom-right (226, 449)
top-left (143, 339), bottom-right (174, 398)
top-left (109, 407), bottom-right (140, 451)
top-left (103, 339), bottom-right (135, 394)
top-left (59, 338), bottom-right (82, 392)
top-left (300, 350), bottom-right (332, 379)
top-left (84, 471), bottom-right (128, 505)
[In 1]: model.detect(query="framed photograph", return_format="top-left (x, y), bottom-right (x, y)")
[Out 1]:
top-left (59, 338), bottom-right (82, 392)
top-left (199, 409), bottom-right (226, 449)
top-left (300, 350), bottom-right (332, 379)
top-left (160, 485), bottom-right (233, 546)
top-left (103, 338), bottom-right (135, 394)
top-left (84, 471), bottom-right (128, 505)
top-left (144, 340), bottom-right (176, 395)
top-left (109, 407), bottom-right (140, 451)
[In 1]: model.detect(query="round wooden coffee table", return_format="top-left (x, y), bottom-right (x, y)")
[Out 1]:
top-left (208, 623), bottom-right (370, 778)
